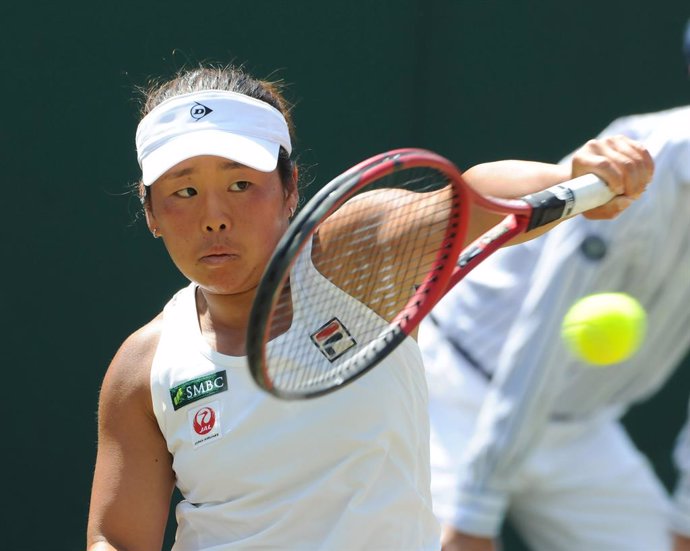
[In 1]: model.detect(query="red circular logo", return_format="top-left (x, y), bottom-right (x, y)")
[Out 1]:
top-left (193, 407), bottom-right (216, 435)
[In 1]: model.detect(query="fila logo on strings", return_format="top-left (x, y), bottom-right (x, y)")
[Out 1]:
top-left (310, 317), bottom-right (357, 362)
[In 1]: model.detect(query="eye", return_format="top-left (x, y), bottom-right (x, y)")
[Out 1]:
top-left (229, 181), bottom-right (251, 192)
top-left (175, 187), bottom-right (198, 198)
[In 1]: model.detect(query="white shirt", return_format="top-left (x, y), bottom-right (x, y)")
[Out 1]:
top-left (419, 105), bottom-right (690, 536)
top-left (151, 239), bottom-right (440, 550)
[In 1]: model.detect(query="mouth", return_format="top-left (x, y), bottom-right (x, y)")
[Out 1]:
top-left (199, 252), bottom-right (239, 265)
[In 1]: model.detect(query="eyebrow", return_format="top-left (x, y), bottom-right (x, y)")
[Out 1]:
top-left (163, 160), bottom-right (244, 180)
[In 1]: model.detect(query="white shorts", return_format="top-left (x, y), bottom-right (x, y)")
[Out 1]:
top-left (429, 383), bottom-right (673, 551)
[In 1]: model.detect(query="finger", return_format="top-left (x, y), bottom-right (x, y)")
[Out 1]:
top-left (583, 196), bottom-right (634, 220)
top-left (577, 152), bottom-right (627, 196)
top-left (600, 135), bottom-right (655, 195)
top-left (609, 134), bottom-right (654, 167)
top-left (617, 136), bottom-right (655, 178)
top-left (574, 136), bottom-right (653, 197)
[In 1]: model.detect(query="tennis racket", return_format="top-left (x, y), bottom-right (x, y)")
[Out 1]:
top-left (246, 148), bottom-right (615, 399)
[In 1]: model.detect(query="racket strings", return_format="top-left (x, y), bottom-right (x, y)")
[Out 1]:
top-left (323, 200), bottom-right (449, 321)
top-left (264, 165), bottom-right (462, 393)
top-left (329, 172), bottom-right (453, 309)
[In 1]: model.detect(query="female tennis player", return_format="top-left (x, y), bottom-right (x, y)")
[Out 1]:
top-left (85, 64), bottom-right (653, 551)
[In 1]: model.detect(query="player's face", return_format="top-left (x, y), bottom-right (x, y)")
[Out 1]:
top-left (147, 155), bottom-right (296, 297)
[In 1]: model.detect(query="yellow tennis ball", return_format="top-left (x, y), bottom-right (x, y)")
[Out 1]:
top-left (561, 292), bottom-right (647, 366)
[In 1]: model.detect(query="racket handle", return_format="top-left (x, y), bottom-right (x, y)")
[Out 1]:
top-left (523, 173), bottom-right (616, 230)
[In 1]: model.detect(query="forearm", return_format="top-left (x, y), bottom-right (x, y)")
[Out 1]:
top-left (463, 161), bottom-right (574, 244)
top-left (463, 160), bottom-right (571, 199)
top-left (462, 136), bottom-right (653, 244)
top-left (464, 134), bottom-right (653, 200)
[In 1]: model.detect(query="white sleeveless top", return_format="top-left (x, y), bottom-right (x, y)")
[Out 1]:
top-left (150, 240), bottom-right (440, 550)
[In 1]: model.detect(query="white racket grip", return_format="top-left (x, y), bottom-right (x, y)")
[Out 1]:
top-left (524, 173), bottom-right (615, 230)
top-left (559, 173), bottom-right (616, 216)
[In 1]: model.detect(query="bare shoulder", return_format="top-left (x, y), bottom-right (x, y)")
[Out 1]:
top-left (314, 187), bottom-right (453, 320)
top-left (319, 188), bottom-right (391, 236)
top-left (99, 314), bottom-right (164, 416)
top-left (89, 313), bottom-right (175, 551)
top-left (320, 187), bottom-right (446, 243)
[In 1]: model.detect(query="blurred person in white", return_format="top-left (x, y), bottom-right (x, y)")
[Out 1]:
top-left (419, 19), bottom-right (690, 551)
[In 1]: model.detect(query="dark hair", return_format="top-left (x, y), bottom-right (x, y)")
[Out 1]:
top-left (137, 64), bottom-right (297, 206)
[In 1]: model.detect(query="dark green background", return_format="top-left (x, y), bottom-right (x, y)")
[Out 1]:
top-left (2, 1), bottom-right (689, 549)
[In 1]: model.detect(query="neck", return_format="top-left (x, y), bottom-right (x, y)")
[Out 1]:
top-left (195, 287), bottom-right (254, 356)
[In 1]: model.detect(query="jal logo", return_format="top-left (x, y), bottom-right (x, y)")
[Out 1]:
top-left (310, 317), bottom-right (356, 362)
top-left (188, 400), bottom-right (223, 449)
top-left (190, 102), bottom-right (213, 121)
top-left (192, 406), bottom-right (216, 435)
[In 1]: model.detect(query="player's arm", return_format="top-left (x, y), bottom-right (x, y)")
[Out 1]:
top-left (462, 134), bottom-right (653, 243)
top-left (86, 318), bottom-right (175, 551)
top-left (319, 134), bottom-right (652, 277)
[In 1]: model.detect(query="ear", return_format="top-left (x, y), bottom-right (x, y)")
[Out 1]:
top-left (145, 208), bottom-right (157, 233)
top-left (286, 165), bottom-right (299, 212)
top-left (143, 197), bottom-right (159, 236)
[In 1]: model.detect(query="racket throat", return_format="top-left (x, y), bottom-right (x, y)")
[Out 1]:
top-left (523, 186), bottom-right (575, 230)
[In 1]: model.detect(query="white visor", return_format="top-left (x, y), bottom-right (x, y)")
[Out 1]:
top-left (136, 90), bottom-right (292, 186)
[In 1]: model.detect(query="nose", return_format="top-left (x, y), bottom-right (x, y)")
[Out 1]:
top-left (202, 195), bottom-right (231, 233)
top-left (206, 222), bottom-right (227, 232)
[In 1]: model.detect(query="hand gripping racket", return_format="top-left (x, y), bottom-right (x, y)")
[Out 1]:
top-left (246, 148), bottom-right (615, 399)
